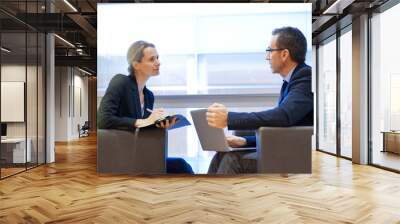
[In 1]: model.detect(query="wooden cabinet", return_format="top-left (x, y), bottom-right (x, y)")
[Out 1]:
top-left (382, 131), bottom-right (400, 154)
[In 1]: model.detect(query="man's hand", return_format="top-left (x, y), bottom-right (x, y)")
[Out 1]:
top-left (206, 103), bottom-right (228, 128)
top-left (226, 135), bottom-right (247, 148)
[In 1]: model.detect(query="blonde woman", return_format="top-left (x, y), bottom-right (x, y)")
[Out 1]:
top-left (98, 40), bottom-right (193, 174)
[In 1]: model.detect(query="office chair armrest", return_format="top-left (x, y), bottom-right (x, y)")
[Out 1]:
top-left (256, 126), bottom-right (313, 173)
top-left (97, 128), bottom-right (167, 174)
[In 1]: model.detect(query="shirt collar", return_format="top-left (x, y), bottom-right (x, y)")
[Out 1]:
top-left (283, 66), bottom-right (296, 83)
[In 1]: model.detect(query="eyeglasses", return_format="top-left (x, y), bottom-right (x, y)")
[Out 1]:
top-left (265, 47), bottom-right (286, 60)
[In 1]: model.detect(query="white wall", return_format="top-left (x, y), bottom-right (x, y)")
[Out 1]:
top-left (55, 67), bottom-right (89, 141)
top-left (1, 64), bottom-right (46, 164)
top-left (1, 65), bottom-right (35, 138)
top-left (55, 67), bottom-right (69, 141)
top-left (1, 65), bottom-right (26, 142)
top-left (72, 73), bottom-right (89, 138)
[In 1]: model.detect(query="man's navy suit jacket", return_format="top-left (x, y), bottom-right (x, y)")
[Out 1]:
top-left (228, 63), bottom-right (313, 147)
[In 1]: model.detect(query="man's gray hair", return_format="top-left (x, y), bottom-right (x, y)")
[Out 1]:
top-left (127, 40), bottom-right (155, 74)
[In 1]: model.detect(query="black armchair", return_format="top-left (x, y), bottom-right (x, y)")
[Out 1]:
top-left (78, 121), bottom-right (90, 138)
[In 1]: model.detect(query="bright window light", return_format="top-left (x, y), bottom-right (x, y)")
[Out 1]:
top-left (97, 3), bottom-right (312, 96)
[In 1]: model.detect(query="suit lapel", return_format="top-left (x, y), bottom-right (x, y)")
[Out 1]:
top-left (129, 74), bottom-right (142, 119)
top-left (143, 87), bottom-right (151, 118)
top-left (278, 80), bottom-right (288, 105)
top-left (278, 63), bottom-right (305, 105)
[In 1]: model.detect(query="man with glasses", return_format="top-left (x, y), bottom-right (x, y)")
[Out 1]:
top-left (206, 26), bottom-right (313, 174)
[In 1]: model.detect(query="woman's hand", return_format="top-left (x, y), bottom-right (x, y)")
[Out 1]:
top-left (134, 108), bottom-right (165, 128)
top-left (156, 116), bottom-right (177, 129)
top-left (146, 108), bottom-right (165, 123)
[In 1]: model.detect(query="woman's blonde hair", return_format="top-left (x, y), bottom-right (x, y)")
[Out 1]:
top-left (126, 40), bottom-right (155, 74)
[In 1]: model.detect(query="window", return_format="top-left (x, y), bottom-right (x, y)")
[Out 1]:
top-left (339, 29), bottom-right (352, 158)
top-left (0, 1), bottom-right (46, 179)
top-left (317, 37), bottom-right (337, 154)
top-left (371, 3), bottom-right (400, 171)
top-left (97, 3), bottom-right (312, 96)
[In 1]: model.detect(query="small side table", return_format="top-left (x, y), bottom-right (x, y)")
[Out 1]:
top-left (381, 131), bottom-right (400, 154)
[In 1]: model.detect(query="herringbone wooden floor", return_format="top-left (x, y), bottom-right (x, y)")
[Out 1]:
top-left (1, 135), bottom-right (400, 224)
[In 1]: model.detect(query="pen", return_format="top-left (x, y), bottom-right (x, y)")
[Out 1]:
top-left (147, 108), bottom-right (171, 121)
top-left (147, 108), bottom-right (165, 121)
